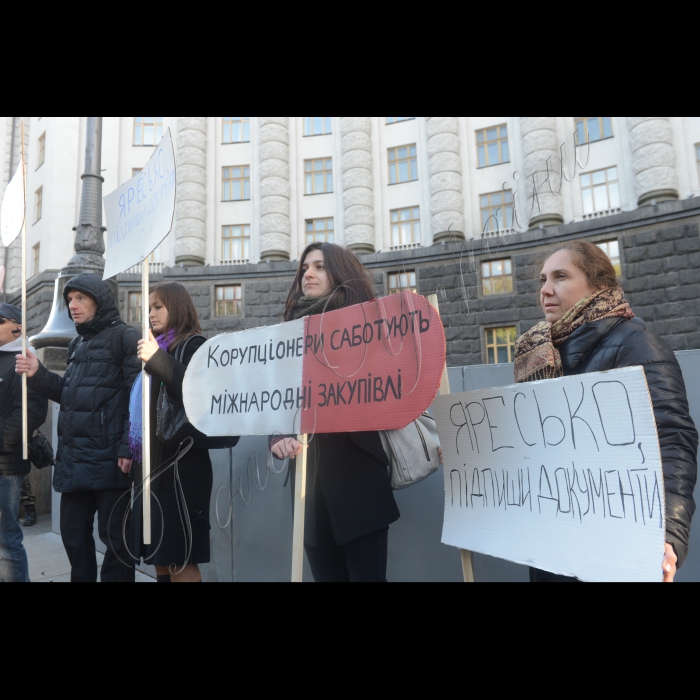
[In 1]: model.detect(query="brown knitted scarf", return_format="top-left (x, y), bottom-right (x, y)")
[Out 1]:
top-left (292, 292), bottom-right (346, 320)
top-left (514, 287), bottom-right (635, 384)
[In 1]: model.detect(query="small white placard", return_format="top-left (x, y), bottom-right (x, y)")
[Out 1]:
top-left (103, 130), bottom-right (176, 280)
top-left (1, 164), bottom-right (25, 247)
top-left (433, 367), bottom-right (666, 583)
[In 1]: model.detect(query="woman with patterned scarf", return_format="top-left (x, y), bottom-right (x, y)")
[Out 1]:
top-left (270, 243), bottom-right (399, 582)
top-left (515, 241), bottom-right (698, 583)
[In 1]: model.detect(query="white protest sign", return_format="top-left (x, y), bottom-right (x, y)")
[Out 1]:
top-left (1, 164), bottom-right (25, 247)
top-left (433, 367), bottom-right (666, 583)
top-left (103, 130), bottom-right (176, 280)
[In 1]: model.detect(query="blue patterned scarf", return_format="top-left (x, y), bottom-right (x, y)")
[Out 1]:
top-left (128, 330), bottom-right (175, 462)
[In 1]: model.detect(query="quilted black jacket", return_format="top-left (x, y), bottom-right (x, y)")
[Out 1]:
top-left (27, 274), bottom-right (141, 493)
top-left (560, 317), bottom-right (698, 568)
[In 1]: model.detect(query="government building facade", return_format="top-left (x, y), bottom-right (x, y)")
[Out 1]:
top-left (2, 116), bottom-right (699, 367)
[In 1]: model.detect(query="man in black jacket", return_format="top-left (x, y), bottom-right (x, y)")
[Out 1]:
top-left (16, 275), bottom-right (141, 583)
top-left (0, 304), bottom-right (48, 583)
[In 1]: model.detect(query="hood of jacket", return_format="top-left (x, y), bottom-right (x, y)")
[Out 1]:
top-left (63, 274), bottom-right (123, 339)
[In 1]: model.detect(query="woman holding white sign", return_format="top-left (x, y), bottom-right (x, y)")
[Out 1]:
top-left (130, 282), bottom-right (214, 584)
top-left (271, 243), bottom-right (399, 583)
top-left (515, 241), bottom-right (698, 583)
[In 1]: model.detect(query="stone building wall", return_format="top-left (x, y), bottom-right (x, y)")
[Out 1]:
top-left (15, 199), bottom-right (700, 368)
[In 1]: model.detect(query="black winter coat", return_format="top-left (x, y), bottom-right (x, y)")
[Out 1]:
top-left (27, 274), bottom-right (141, 493)
top-left (560, 317), bottom-right (698, 568)
top-left (0, 347), bottom-right (48, 477)
top-left (296, 431), bottom-right (399, 547)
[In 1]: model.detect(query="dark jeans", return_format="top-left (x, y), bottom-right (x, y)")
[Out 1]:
top-left (60, 490), bottom-right (135, 583)
top-left (0, 475), bottom-right (29, 583)
top-left (305, 486), bottom-right (388, 583)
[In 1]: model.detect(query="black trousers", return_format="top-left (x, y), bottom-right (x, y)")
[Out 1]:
top-left (60, 490), bottom-right (135, 583)
top-left (304, 485), bottom-right (388, 583)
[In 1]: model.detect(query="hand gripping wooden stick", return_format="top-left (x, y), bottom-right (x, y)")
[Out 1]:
top-left (427, 294), bottom-right (475, 583)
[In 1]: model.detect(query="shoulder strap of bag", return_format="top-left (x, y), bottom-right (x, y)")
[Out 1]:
top-left (175, 334), bottom-right (206, 364)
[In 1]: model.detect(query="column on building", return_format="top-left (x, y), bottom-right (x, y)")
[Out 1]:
top-left (259, 117), bottom-right (291, 262)
top-left (520, 117), bottom-right (564, 228)
top-left (627, 117), bottom-right (679, 206)
top-left (426, 117), bottom-right (466, 242)
top-left (174, 117), bottom-right (207, 267)
top-left (341, 117), bottom-right (375, 255)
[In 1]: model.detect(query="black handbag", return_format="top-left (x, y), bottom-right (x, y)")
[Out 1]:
top-left (156, 335), bottom-right (240, 451)
top-left (28, 431), bottom-right (55, 470)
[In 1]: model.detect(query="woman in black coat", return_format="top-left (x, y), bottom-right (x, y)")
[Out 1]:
top-left (514, 241), bottom-right (698, 582)
top-left (131, 282), bottom-right (212, 584)
top-left (271, 243), bottom-right (398, 583)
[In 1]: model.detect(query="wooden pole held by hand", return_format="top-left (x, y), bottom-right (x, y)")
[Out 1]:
top-left (427, 294), bottom-right (475, 584)
top-left (20, 122), bottom-right (28, 461)
top-left (291, 434), bottom-right (308, 583)
top-left (142, 262), bottom-right (152, 545)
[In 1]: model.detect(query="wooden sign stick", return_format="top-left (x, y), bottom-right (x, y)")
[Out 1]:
top-left (20, 122), bottom-right (28, 461)
top-left (428, 294), bottom-right (475, 584)
top-left (291, 434), bottom-right (308, 583)
top-left (142, 261), bottom-right (152, 546)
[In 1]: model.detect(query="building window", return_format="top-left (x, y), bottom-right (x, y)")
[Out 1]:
top-left (575, 117), bottom-right (613, 144)
top-left (37, 133), bottom-right (46, 169)
top-left (581, 167), bottom-right (621, 215)
top-left (477, 125), bottom-right (509, 168)
top-left (388, 145), bottom-right (418, 184)
top-left (304, 117), bottom-right (332, 137)
top-left (390, 207), bottom-right (421, 248)
top-left (482, 259), bottom-right (513, 296)
top-left (597, 240), bottom-right (622, 277)
top-left (128, 292), bottom-right (142, 324)
top-left (216, 285), bottom-right (243, 317)
top-left (223, 117), bottom-right (250, 144)
top-left (32, 244), bottom-right (40, 276)
top-left (388, 271), bottom-right (417, 295)
top-left (133, 117), bottom-right (163, 147)
top-left (35, 187), bottom-right (43, 223)
top-left (306, 218), bottom-right (334, 245)
top-left (386, 117), bottom-right (415, 124)
top-left (485, 327), bottom-right (518, 365)
top-left (223, 166), bottom-right (251, 201)
top-left (221, 225), bottom-right (251, 263)
top-left (305, 158), bottom-right (333, 195)
top-left (480, 191), bottom-right (514, 233)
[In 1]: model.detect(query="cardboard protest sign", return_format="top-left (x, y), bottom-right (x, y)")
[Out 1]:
top-left (102, 130), bottom-right (176, 280)
top-left (183, 291), bottom-right (446, 437)
top-left (433, 367), bottom-right (666, 583)
top-left (1, 164), bottom-right (25, 247)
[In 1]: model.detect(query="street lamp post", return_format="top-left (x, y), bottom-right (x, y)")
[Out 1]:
top-left (31, 116), bottom-right (111, 349)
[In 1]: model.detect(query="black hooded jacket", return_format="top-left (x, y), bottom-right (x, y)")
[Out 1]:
top-left (560, 317), bottom-right (698, 568)
top-left (27, 274), bottom-right (141, 493)
top-left (0, 345), bottom-right (48, 477)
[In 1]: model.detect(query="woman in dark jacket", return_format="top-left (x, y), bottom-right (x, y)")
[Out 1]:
top-left (271, 243), bottom-right (398, 583)
top-left (16, 274), bottom-right (141, 583)
top-left (514, 241), bottom-right (698, 582)
top-left (131, 282), bottom-right (212, 583)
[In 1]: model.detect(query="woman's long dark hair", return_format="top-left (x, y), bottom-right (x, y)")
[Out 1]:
top-left (150, 282), bottom-right (203, 349)
top-left (283, 243), bottom-right (377, 321)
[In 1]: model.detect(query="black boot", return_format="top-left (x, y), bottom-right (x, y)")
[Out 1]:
top-left (23, 506), bottom-right (37, 527)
